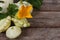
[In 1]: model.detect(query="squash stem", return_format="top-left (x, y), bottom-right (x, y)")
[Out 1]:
top-left (20, 0), bottom-right (23, 4)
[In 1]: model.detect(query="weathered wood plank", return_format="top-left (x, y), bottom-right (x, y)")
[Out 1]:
top-left (0, 28), bottom-right (60, 40)
top-left (33, 12), bottom-right (60, 18)
top-left (29, 12), bottom-right (60, 27)
top-left (43, 0), bottom-right (60, 3)
top-left (40, 3), bottom-right (60, 11)
top-left (29, 19), bottom-right (60, 28)
top-left (40, 0), bottom-right (60, 11)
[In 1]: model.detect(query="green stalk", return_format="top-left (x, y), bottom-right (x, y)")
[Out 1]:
top-left (20, 0), bottom-right (23, 4)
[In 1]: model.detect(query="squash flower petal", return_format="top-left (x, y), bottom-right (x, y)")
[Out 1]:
top-left (16, 5), bottom-right (33, 19)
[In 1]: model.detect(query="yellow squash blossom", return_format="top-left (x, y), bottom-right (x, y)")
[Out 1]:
top-left (16, 5), bottom-right (33, 19)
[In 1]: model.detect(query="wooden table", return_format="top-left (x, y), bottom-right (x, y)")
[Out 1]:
top-left (1, 0), bottom-right (60, 40)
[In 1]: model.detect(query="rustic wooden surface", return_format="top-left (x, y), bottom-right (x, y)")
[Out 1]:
top-left (29, 0), bottom-right (60, 27)
top-left (1, 0), bottom-right (60, 40)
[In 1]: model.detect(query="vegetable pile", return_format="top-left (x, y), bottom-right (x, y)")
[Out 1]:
top-left (0, 0), bottom-right (43, 39)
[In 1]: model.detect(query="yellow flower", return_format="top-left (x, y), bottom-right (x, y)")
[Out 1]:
top-left (16, 5), bottom-right (33, 19)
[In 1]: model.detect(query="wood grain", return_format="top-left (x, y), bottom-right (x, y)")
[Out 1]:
top-left (29, 0), bottom-right (60, 27)
top-left (40, 0), bottom-right (60, 11)
top-left (28, 12), bottom-right (60, 27)
top-left (0, 28), bottom-right (60, 40)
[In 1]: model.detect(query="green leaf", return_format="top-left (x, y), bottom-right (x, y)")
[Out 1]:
top-left (23, 0), bottom-right (43, 9)
top-left (7, 4), bottom-right (18, 17)
top-left (0, 13), bottom-right (7, 20)
top-left (0, 7), bottom-right (2, 11)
